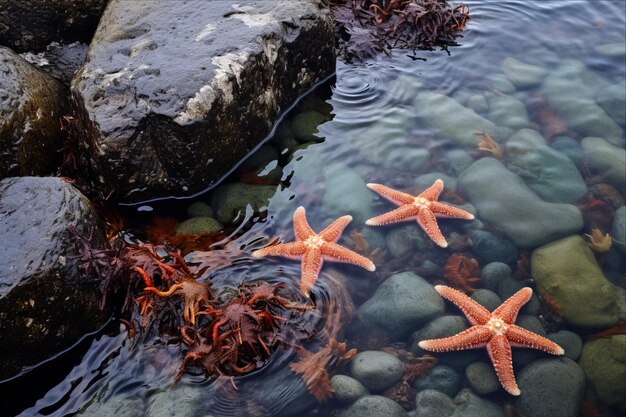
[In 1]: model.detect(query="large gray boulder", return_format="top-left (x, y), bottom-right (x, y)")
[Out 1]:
top-left (0, 177), bottom-right (108, 379)
top-left (0, 0), bottom-right (107, 52)
top-left (72, 0), bottom-right (335, 202)
top-left (0, 46), bottom-right (68, 178)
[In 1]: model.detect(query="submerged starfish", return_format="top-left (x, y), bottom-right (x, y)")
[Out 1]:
top-left (366, 179), bottom-right (474, 247)
top-left (418, 285), bottom-right (564, 396)
top-left (252, 206), bottom-right (376, 296)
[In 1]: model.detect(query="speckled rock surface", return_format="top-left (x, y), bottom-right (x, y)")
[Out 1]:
top-left (72, 0), bottom-right (335, 202)
top-left (0, 177), bottom-right (108, 379)
top-left (0, 46), bottom-right (68, 178)
top-left (0, 0), bottom-right (106, 52)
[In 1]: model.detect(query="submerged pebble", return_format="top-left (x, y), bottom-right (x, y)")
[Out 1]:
top-left (464, 362), bottom-right (500, 395)
top-left (582, 137), bottom-right (626, 195)
top-left (331, 374), bottom-right (369, 403)
top-left (480, 262), bottom-right (512, 292)
top-left (412, 365), bottom-right (462, 398)
top-left (469, 230), bottom-right (518, 265)
top-left (350, 351), bottom-right (404, 391)
top-left (340, 395), bottom-right (408, 417)
top-left (412, 389), bottom-right (456, 417)
top-left (578, 335), bottom-right (626, 406)
top-left (548, 330), bottom-right (582, 361)
top-left (502, 57), bottom-right (547, 89)
top-left (612, 206), bottom-right (626, 254)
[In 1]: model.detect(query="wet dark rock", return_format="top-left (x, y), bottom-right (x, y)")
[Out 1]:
top-left (0, 177), bottom-right (108, 379)
top-left (479, 262), bottom-right (512, 292)
top-left (0, 46), bottom-right (68, 178)
top-left (548, 330), bottom-right (582, 361)
top-left (340, 395), bottom-right (408, 417)
top-left (72, 0), bottom-right (335, 203)
top-left (412, 365), bottom-right (462, 398)
top-left (350, 350), bottom-right (404, 391)
top-left (0, 0), bottom-right (107, 53)
top-left (331, 374), bottom-right (369, 403)
top-left (469, 230), bottom-right (518, 265)
top-left (20, 41), bottom-right (89, 86)
top-left (464, 361), bottom-right (499, 395)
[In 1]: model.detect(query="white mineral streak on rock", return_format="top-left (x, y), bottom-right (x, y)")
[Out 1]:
top-left (231, 4), bottom-right (275, 27)
top-left (195, 23), bottom-right (215, 42)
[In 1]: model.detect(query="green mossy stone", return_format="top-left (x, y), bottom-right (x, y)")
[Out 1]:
top-left (531, 235), bottom-right (620, 329)
top-left (290, 110), bottom-right (330, 143)
top-left (175, 216), bottom-right (222, 234)
top-left (578, 335), bottom-right (626, 406)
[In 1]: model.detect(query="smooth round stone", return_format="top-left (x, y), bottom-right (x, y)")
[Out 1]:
top-left (596, 42), bottom-right (626, 57)
top-left (502, 57), bottom-right (547, 89)
top-left (445, 149), bottom-right (475, 175)
top-left (612, 206), bottom-right (626, 254)
top-left (360, 272), bottom-right (445, 337)
top-left (186, 201), bottom-right (213, 218)
top-left (469, 230), bottom-right (518, 265)
top-left (210, 182), bottom-right (276, 223)
top-left (550, 136), bottom-right (584, 168)
top-left (341, 395), bottom-right (408, 417)
top-left (515, 358), bottom-right (585, 417)
top-left (176, 216), bottom-right (222, 234)
top-left (465, 362), bottom-right (500, 395)
top-left (415, 173), bottom-right (458, 192)
top-left (467, 94), bottom-right (488, 113)
top-left (350, 351), bottom-right (405, 391)
top-left (490, 73), bottom-right (516, 94)
top-left (322, 165), bottom-right (374, 224)
top-left (480, 262), bottom-right (512, 292)
top-left (331, 374), bottom-right (369, 403)
top-left (497, 275), bottom-right (524, 300)
top-left (488, 95), bottom-right (529, 130)
top-left (578, 335), bottom-right (626, 406)
top-left (596, 82), bottom-right (626, 125)
top-left (532, 235), bottom-right (621, 329)
top-left (386, 224), bottom-right (425, 258)
top-left (412, 390), bottom-right (456, 417)
top-left (512, 315), bottom-right (547, 368)
top-left (505, 128), bottom-right (546, 158)
top-left (290, 110), bottom-right (329, 143)
top-left (471, 289), bottom-right (501, 312)
top-left (451, 388), bottom-right (503, 417)
top-left (412, 365), bottom-right (462, 398)
top-left (582, 137), bottom-right (626, 195)
top-left (548, 330), bottom-right (582, 361)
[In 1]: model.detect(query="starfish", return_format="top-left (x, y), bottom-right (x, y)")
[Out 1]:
top-left (418, 285), bottom-right (564, 396)
top-left (365, 179), bottom-right (474, 247)
top-left (252, 206), bottom-right (375, 296)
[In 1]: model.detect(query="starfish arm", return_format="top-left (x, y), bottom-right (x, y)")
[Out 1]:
top-left (487, 334), bottom-right (520, 396)
top-left (418, 179), bottom-right (444, 201)
top-left (492, 287), bottom-right (533, 323)
top-left (429, 202), bottom-right (475, 220)
top-left (321, 242), bottom-right (376, 271)
top-left (418, 325), bottom-right (493, 352)
top-left (434, 285), bottom-right (491, 325)
top-left (300, 248), bottom-right (323, 297)
top-left (319, 215), bottom-right (353, 242)
top-left (367, 183), bottom-right (416, 205)
top-left (252, 241), bottom-right (307, 259)
top-left (506, 324), bottom-right (565, 355)
top-left (365, 204), bottom-right (419, 226)
top-left (418, 208), bottom-right (448, 247)
top-left (293, 206), bottom-right (315, 241)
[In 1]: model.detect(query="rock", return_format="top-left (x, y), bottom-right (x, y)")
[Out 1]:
top-left (596, 82), bottom-right (626, 125)
top-left (458, 158), bottom-right (583, 248)
top-left (0, 0), bottom-right (106, 52)
top-left (210, 182), bottom-right (276, 224)
top-left (542, 60), bottom-right (623, 146)
top-left (578, 335), bottom-right (626, 406)
top-left (515, 358), bottom-right (585, 417)
top-left (0, 177), bottom-right (108, 379)
top-left (471, 289), bottom-right (501, 312)
top-left (385, 224), bottom-right (427, 258)
top-left (612, 206), bottom-right (626, 254)
top-left (469, 230), bottom-right (518, 265)
top-left (451, 388), bottom-right (503, 417)
top-left (414, 92), bottom-right (500, 147)
top-left (238, 144), bottom-right (282, 181)
top-left (361, 136), bottom-right (430, 173)
top-left (412, 390), bottom-right (456, 417)
top-left (502, 57), bottom-right (547, 89)
top-left (550, 136), bottom-right (584, 168)
top-left (531, 235), bottom-right (620, 329)
top-left (412, 365), bottom-right (462, 398)
top-left (186, 201), bottom-right (213, 218)
top-left (0, 47), bottom-right (68, 178)
top-left (480, 262), bottom-right (512, 292)
top-left (506, 134), bottom-right (587, 204)
top-left (72, 0), bottom-right (335, 202)
top-left (596, 42), bottom-right (626, 57)
top-left (505, 128), bottom-right (546, 156)
top-left (175, 216), bottom-right (222, 234)
top-left (20, 41), bottom-right (89, 86)
top-left (322, 165), bottom-right (375, 224)
top-left (147, 385), bottom-right (202, 417)
top-left (340, 395), bottom-right (408, 417)
top-left (331, 374), bottom-right (369, 403)
top-left (350, 351), bottom-right (404, 391)
top-left (445, 149), bottom-right (475, 176)
top-left (415, 173), bottom-right (458, 192)
top-left (548, 330), bottom-right (582, 361)
top-left (490, 73), bottom-right (516, 94)
top-left (290, 110), bottom-right (330, 143)
top-left (360, 272), bottom-right (445, 338)
top-left (582, 137), bottom-right (626, 195)
top-left (488, 96), bottom-right (529, 130)
top-left (467, 94), bottom-right (488, 114)
top-left (464, 362), bottom-right (499, 395)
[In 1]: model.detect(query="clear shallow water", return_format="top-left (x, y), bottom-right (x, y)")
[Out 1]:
top-left (7, 1), bottom-right (626, 416)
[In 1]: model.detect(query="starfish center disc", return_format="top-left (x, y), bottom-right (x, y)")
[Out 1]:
top-left (487, 317), bottom-right (508, 335)
top-left (414, 197), bottom-right (430, 208)
top-left (304, 235), bottom-right (324, 249)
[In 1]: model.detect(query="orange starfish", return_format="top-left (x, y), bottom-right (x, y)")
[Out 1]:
top-left (366, 179), bottom-right (474, 247)
top-left (252, 206), bottom-right (376, 296)
top-left (418, 285), bottom-right (564, 396)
